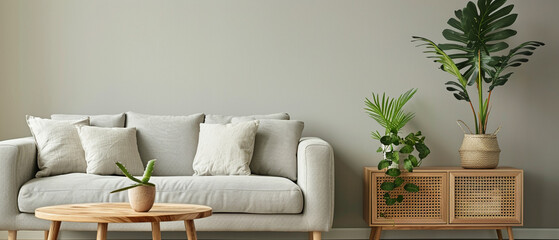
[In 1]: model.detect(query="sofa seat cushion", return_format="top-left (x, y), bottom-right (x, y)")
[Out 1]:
top-left (18, 173), bottom-right (303, 214)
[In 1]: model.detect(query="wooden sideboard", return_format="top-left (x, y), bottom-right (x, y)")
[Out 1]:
top-left (363, 167), bottom-right (523, 240)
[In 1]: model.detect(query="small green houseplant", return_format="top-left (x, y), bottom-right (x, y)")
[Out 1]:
top-left (111, 159), bottom-right (157, 212)
top-left (365, 89), bottom-right (431, 206)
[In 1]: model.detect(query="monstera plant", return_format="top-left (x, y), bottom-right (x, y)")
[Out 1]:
top-left (413, 0), bottom-right (544, 134)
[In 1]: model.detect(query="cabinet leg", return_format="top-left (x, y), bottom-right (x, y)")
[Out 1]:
top-left (373, 227), bottom-right (382, 240)
top-left (8, 231), bottom-right (16, 240)
top-left (496, 229), bottom-right (503, 240)
top-left (369, 227), bottom-right (376, 240)
top-left (506, 227), bottom-right (514, 240)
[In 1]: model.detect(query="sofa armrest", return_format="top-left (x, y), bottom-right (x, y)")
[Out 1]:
top-left (297, 137), bottom-right (334, 231)
top-left (0, 137), bottom-right (37, 229)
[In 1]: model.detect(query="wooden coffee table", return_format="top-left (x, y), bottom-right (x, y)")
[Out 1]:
top-left (35, 203), bottom-right (212, 240)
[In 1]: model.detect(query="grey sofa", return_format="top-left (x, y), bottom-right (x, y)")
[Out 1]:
top-left (0, 113), bottom-right (334, 240)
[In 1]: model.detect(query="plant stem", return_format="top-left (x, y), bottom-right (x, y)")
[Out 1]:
top-left (484, 90), bottom-right (493, 132)
top-left (477, 50), bottom-right (484, 134)
top-left (468, 101), bottom-right (478, 134)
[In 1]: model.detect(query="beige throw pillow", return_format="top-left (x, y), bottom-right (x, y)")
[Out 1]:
top-left (51, 113), bottom-right (126, 127)
top-left (231, 119), bottom-right (304, 181)
top-left (193, 121), bottom-right (259, 176)
top-left (126, 112), bottom-right (205, 176)
top-left (26, 116), bottom-right (89, 177)
top-left (76, 126), bottom-right (144, 175)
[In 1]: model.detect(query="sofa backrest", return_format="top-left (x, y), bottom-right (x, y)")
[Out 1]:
top-left (51, 113), bottom-right (126, 128)
top-left (49, 112), bottom-right (300, 180)
top-left (125, 112), bottom-right (205, 176)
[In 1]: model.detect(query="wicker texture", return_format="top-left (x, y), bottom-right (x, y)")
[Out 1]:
top-left (459, 134), bottom-right (500, 169)
top-left (454, 176), bottom-right (517, 219)
top-left (375, 175), bottom-right (443, 220)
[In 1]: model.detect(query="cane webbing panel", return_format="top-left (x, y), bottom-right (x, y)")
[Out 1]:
top-left (453, 175), bottom-right (517, 219)
top-left (375, 174), bottom-right (444, 220)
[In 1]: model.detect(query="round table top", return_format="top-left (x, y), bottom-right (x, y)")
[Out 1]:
top-left (35, 203), bottom-right (212, 223)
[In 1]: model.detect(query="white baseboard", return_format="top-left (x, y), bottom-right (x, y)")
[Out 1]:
top-left (1, 228), bottom-right (558, 239)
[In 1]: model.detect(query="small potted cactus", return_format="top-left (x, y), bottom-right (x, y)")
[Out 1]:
top-left (111, 159), bottom-right (156, 212)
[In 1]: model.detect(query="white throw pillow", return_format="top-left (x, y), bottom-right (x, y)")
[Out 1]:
top-left (76, 126), bottom-right (144, 175)
top-left (26, 116), bottom-right (89, 177)
top-left (193, 121), bottom-right (259, 176)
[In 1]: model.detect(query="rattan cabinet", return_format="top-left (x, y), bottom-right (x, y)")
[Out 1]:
top-left (364, 167), bottom-right (523, 240)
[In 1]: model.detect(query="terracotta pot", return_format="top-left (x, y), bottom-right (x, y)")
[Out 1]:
top-left (459, 134), bottom-right (500, 169)
top-left (128, 185), bottom-right (155, 212)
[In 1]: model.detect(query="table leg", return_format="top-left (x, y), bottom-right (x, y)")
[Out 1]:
top-left (506, 227), bottom-right (514, 240)
top-left (96, 223), bottom-right (108, 240)
top-left (151, 222), bottom-right (161, 240)
top-left (184, 220), bottom-right (197, 240)
top-left (47, 222), bottom-right (61, 240)
top-left (496, 229), bottom-right (503, 240)
top-left (44, 231), bottom-right (49, 240)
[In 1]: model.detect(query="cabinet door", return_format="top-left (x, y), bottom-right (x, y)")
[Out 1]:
top-left (450, 171), bottom-right (522, 224)
top-left (370, 172), bottom-right (448, 225)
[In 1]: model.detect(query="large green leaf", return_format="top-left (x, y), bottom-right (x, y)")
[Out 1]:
top-left (412, 37), bottom-right (470, 102)
top-left (489, 41), bottom-right (545, 91)
top-left (381, 182), bottom-right (395, 191)
top-left (418, 0), bottom-right (522, 93)
top-left (399, 145), bottom-right (414, 154)
top-left (404, 159), bottom-right (414, 172)
top-left (415, 143), bottom-right (431, 159)
top-left (386, 198), bottom-right (397, 205)
top-left (386, 168), bottom-right (401, 177)
top-left (394, 177), bottom-right (404, 188)
top-left (378, 160), bottom-right (391, 170)
top-left (404, 183), bottom-right (420, 193)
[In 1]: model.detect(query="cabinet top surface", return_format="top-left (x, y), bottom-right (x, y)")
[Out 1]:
top-left (364, 166), bottom-right (521, 172)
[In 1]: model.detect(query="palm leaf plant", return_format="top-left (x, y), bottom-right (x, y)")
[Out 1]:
top-left (365, 89), bottom-right (431, 206)
top-left (111, 159), bottom-right (156, 193)
top-left (413, 0), bottom-right (544, 134)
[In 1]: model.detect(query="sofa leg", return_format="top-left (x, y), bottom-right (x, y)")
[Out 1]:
top-left (8, 231), bottom-right (16, 240)
top-left (309, 231), bottom-right (321, 240)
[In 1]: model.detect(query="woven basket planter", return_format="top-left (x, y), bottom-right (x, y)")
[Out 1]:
top-left (459, 134), bottom-right (500, 169)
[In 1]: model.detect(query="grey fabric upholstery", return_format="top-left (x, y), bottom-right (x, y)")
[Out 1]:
top-left (51, 113), bottom-right (126, 128)
top-left (0, 137), bottom-right (37, 230)
top-left (0, 136), bottom-right (334, 232)
top-left (204, 113), bottom-right (289, 124)
top-left (18, 174), bottom-right (302, 214)
top-left (125, 112), bottom-right (205, 176)
top-left (231, 119), bottom-right (304, 181)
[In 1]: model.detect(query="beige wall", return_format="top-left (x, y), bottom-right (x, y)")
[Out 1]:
top-left (1, 0), bottom-right (558, 228)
